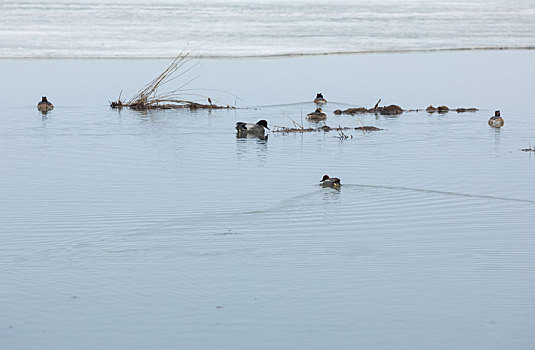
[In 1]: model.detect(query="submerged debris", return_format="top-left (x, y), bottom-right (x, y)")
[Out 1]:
top-left (334, 100), bottom-right (479, 116)
top-left (272, 124), bottom-right (383, 134)
top-left (334, 105), bottom-right (403, 116)
top-left (426, 105), bottom-right (450, 113)
top-left (520, 143), bottom-right (535, 152)
top-left (110, 52), bottom-right (235, 110)
top-left (335, 107), bottom-right (368, 115)
top-left (272, 125), bottom-right (352, 133)
top-left (333, 99), bottom-right (403, 116)
top-left (380, 104), bottom-right (403, 115)
top-left (437, 105), bottom-right (450, 113)
top-left (455, 107), bottom-right (478, 113)
top-left (355, 126), bottom-right (383, 131)
top-left (427, 105), bottom-right (478, 113)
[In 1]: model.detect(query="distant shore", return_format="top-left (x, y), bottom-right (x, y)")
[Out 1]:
top-left (1, 46), bottom-right (534, 60)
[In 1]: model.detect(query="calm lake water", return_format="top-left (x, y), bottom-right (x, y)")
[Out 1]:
top-left (1, 50), bottom-right (535, 349)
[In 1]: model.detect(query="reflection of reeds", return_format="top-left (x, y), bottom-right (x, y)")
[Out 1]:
top-left (110, 51), bottom-right (235, 110)
top-left (337, 126), bottom-right (352, 140)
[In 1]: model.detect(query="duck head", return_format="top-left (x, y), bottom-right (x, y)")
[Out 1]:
top-left (316, 93), bottom-right (324, 99)
top-left (315, 108), bottom-right (323, 113)
top-left (495, 110), bottom-right (500, 117)
top-left (320, 175), bottom-right (330, 182)
top-left (42, 96), bottom-right (48, 102)
top-left (256, 120), bottom-right (269, 129)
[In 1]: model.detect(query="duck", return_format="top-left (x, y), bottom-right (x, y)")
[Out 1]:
top-left (314, 93), bottom-right (327, 105)
top-left (307, 108), bottom-right (327, 121)
top-left (37, 96), bottom-right (54, 111)
top-left (488, 110), bottom-right (504, 128)
top-left (236, 120), bottom-right (269, 135)
top-left (320, 175), bottom-right (341, 187)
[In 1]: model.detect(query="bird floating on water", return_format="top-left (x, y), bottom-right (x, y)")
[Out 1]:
top-left (320, 175), bottom-right (341, 187)
top-left (314, 93), bottom-right (327, 105)
top-left (236, 120), bottom-right (269, 136)
top-left (37, 96), bottom-right (54, 112)
top-left (307, 108), bottom-right (327, 121)
top-left (488, 110), bottom-right (504, 128)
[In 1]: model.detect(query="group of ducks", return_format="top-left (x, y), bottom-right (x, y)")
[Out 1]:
top-left (234, 92), bottom-right (508, 188)
top-left (235, 93), bottom-right (341, 187)
top-left (235, 92), bottom-right (505, 129)
top-left (35, 92), bottom-right (505, 188)
top-left (235, 93), bottom-right (330, 136)
top-left (307, 93), bottom-right (328, 121)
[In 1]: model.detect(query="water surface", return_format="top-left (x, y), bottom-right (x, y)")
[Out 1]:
top-left (1, 50), bottom-right (535, 349)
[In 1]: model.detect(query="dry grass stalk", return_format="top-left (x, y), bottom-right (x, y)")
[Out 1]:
top-left (110, 51), bottom-right (235, 110)
top-left (283, 113), bottom-right (304, 130)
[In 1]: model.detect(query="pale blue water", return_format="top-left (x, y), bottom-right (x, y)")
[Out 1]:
top-left (1, 0), bottom-right (534, 58)
top-left (1, 50), bottom-right (535, 349)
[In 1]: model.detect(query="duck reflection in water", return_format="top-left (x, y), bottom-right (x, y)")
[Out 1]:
top-left (236, 133), bottom-right (268, 163)
top-left (236, 133), bottom-right (269, 141)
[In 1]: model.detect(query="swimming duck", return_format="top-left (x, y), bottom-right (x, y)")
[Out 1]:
top-left (307, 108), bottom-right (327, 121)
top-left (236, 120), bottom-right (269, 135)
top-left (320, 175), bottom-right (341, 187)
top-left (488, 110), bottom-right (504, 128)
top-left (314, 93), bottom-right (327, 105)
top-left (37, 96), bottom-right (54, 111)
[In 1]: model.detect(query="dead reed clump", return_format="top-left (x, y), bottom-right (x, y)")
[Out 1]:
top-left (436, 105), bottom-right (450, 114)
top-left (334, 99), bottom-right (479, 116)
top-left (427, 105), bottom-right (478, 113)
top-left (355, 126), bottom-right (383, 131)
top-left (110, 51), bottom-right (235, 110)
top-left (379, 104), bottom-right (403, 115)
top-left (455, 107), bottom-right (478, 113)
top-left (334, 99), bottom-right (403, 116)
top-left (272, 125), bottom-right (353, 134)
top-left (272, 114), bottom-right (381, 135)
